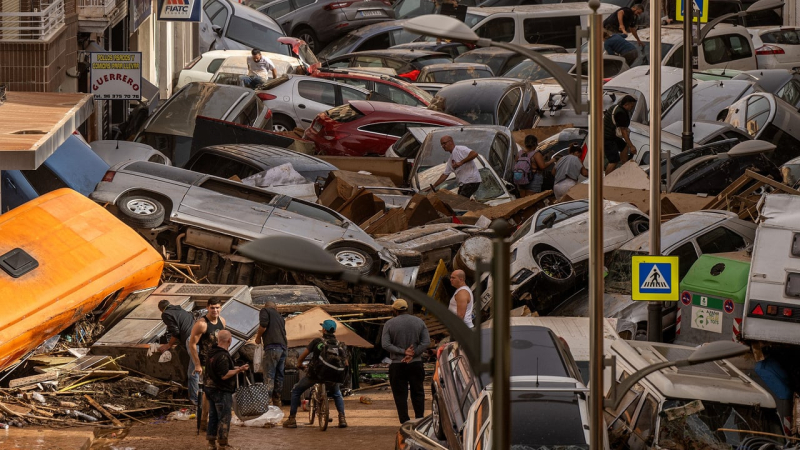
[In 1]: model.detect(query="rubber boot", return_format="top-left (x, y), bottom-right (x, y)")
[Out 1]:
top-left (217, 440), bottom-right (239, 450)
top-left (338, 413), bottom-right (347, 428)
top-left (200, 395), bottom-right (210, 432)
top-left (206, 439), bottom-right (217, 450)
top-left (283, 415), bottom-right (297, 428)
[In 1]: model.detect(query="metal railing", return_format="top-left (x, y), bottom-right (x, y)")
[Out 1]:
top-left (0, 0), bottom-right (65, 41)
top-left (77, 0), bottom-right (116, 19)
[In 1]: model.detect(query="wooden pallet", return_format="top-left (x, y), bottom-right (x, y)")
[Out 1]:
top-left (702, 170), bottom-right (800, 220)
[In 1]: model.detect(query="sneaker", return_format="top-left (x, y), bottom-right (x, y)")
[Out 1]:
top-left (338, 415), bottom-right (348, 428)
top-left (283, 416), bottom-right (297, 428)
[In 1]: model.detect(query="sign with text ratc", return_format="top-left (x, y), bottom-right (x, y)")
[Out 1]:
top-left (90, 52), bottom-right (142, 101)
top-left (157, 0), bottom-right (202, 22)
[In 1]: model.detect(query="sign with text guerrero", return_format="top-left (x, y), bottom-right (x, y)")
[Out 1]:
top-left (90, 52), bottom-right (142, 100)
top-left (157, 0), bottom-right (202, 22)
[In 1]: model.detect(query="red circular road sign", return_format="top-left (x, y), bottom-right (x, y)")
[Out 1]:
top-left (681, 291), bottom-right (691, 306)
top-left (724, 299), bottom-right (735, 314)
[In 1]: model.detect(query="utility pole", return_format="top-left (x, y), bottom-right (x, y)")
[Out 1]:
top-left (681, 0), bottom-right (694, 151)
top-left (648, 0), bottom-right (664, 343)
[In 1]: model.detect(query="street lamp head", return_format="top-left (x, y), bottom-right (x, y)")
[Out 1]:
top-left (686, 340), bottom-right (749, 365)
top-left (237, 235), bottom-right (345, 277)
top-left (746, 0), bottom-right (784, 13)
top-left (587, 0), bottom-right (601, 10)
top-left (402, 15), bottom-right (480, 44)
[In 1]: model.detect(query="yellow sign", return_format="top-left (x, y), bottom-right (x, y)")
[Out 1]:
top-left (676, 0), bottom-right (709, 23)
top-left (427, 259), bottom-right (449, 305)
top-left (631, 256), bottom-right (680, 301)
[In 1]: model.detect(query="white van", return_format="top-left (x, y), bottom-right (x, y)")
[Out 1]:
top-left (462, 3), bottom-right (618, 49)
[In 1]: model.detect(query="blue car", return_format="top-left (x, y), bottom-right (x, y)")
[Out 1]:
top-left (1, 134), bottom-right (109, 212)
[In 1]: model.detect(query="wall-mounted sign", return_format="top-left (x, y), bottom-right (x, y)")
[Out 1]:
top-left (90, 52), bottom-right (142, 100)
top-left (131, 0), bottom-right (152, 33)
top-left (157, 0), bottom-right (202, 22)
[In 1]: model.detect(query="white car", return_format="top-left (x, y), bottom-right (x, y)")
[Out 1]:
top-left (749, 27), bottom-right (800, 70)
top-left (177, 49), bottom-right (301, 89)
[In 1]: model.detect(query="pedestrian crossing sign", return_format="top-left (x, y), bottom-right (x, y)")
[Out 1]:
top-left (676, 0), bottom-right (709, 24)
top-left (631, 256), bottom-right (680, 301)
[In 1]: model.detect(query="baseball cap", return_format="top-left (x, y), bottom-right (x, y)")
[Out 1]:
top-left (392, 299), bottom-right (408, 311)
top-left (321, 319), bottom-right (337, 333)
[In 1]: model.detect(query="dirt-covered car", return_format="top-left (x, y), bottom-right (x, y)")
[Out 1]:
top-left (480, 200), bottom-right (649, 313)
top-left (90, 161), bottom-right (397, 285)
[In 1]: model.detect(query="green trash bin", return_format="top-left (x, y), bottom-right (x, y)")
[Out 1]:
top-left (675, 252), bottom-right (751, 346)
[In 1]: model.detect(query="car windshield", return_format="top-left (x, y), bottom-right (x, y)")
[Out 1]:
top-left (658, 399), bottom-right (785, 449)
top-left (415, 128), bottom-right (501, 172)
top-left (503, 59), bottom-right (573, 80)
top-left (317, 34), bottom-right (362, 60)
top-left (511, 389), bottom-right (589, 449)
top-left (417, 164), bottom-right (506, 201)
top-left (402, 82), bottom-right (435, 103)
top-left (225, 16), bottom-right (286, 55)
top-left (392, 132), bottom-right (423, 158)
top-left (606, 249), bottom-right (647, 295)
top-left (415, 56), bottom-right (453, 67)
top-left (464, 12), bottom-right (483, 28)
top-left (421, 68), bottom-right (493, 83)
top-left (393, 0), bottom-right (436, 19)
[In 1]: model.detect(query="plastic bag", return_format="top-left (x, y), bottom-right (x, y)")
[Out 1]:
top-left (231, 406), bottom-right (284, 427)
top-left (159, 350), bottom-right (172, 363)
top-left (241, 163), bottom-right (307, 188)
top-left (253, 343), bottom-right (263, 374)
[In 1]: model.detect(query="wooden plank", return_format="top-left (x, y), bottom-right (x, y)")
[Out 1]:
top-left (275, 304), bottom-right (393, 315)
top-left (364, 208), bottom-right (407, 236)
top-left (85, 395), bottom-right (124, 427)
top-left (702, 173), bottom-right (752, 209)
top-left (8, 371), bottom-right (59, 388)
top-left (744, 170), bottom-right (800, 195)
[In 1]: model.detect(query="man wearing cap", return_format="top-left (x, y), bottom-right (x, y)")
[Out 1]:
top-left (382, 299), bottom-right (431, 424)
top-left (283, 319), bottom-right (348, 429)
top-left (157, 300), bottom-right (198, 404)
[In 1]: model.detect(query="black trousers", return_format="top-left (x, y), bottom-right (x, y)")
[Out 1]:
top-left (458, 182), bottom-right (481, 199)
top-left (388, 361), bottom-right (425, 424)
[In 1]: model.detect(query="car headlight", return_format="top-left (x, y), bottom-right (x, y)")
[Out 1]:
top-left (510, 268), bottom-right (533, 285)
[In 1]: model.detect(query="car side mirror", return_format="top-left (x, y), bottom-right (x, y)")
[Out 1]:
top-left (541, 212), bottom-right (556, 229)
top-left (212, 25), bottom-right (223, 37)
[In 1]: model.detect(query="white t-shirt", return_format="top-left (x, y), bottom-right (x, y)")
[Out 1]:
top-left (449, 286), bottom-right (474, 328)
top-left (247, 55), bottom-right (276, 79)
top-left (443, 145), bottom-right (481, 185)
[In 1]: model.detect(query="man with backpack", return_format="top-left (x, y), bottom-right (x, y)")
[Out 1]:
top-left (604, 95), bottom-right (638, 174)
top-left (514, 135), bottom-right (553, 197)
top-left (282, 319), bottom-right (348, 429)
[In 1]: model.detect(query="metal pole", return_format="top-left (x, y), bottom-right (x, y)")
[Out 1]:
top-left (648, 0), bottom-right (664, 343)
top-left (682, 0), bottom-right (694, 151)
top-left (491, 219), bottom-right (512, 450)
top-left (587, 1), bottom-right (605, 448)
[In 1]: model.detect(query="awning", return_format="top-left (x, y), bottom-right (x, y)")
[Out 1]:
top-left (0, 92), bottom-right (94, 170)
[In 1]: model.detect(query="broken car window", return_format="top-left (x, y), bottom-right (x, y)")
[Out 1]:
top-left (696, 227), bottom-right (747, 254)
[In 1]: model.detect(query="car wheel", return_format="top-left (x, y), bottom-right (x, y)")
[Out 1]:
top-left (116, 194), bottom-right (165, 229)
top-left (629, 216), bottom-right (650, 236)
top-left (328, 246), bottom-right (377, 275)
top-left (535, 249), bottom-right (575, 286)
top-left (294, 27), bottom-right (318, 53)
top-left (432, 396), bottom-right (446, 440)
top-left (273, 114), bottom-right (295, 133)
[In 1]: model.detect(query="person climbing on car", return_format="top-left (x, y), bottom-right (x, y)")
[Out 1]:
top-left (603, 4), bottom-right (644, 66)
top-left (603, 95), bottom-right (638, 175)
top-left (514, 134), bottom-right (553, 197)
top-left (246, 49), bottom-right (277, 89)
top-left (282, 320), bottom-right (349, 429)
top-left (157, 300), bottom-right (198, 405)
top-left (552, 143), bottom-right (589, 200)
top-left (429, 135), bottom-right (482, 199)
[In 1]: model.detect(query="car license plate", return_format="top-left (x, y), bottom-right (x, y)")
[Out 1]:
top-left (312, 121), bottom-right (323, 132)
top-left (357, 9), bottom-right (384, 17)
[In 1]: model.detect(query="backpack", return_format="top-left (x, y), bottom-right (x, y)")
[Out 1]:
top-left (513, 152), bottom-right (534, 186)
top-left (310, 337), bottom-right (348, 384)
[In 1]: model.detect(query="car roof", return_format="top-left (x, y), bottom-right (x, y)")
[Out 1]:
top-left (477, 325), bottom-right (571, 386)
top-left (343, 48), bottom-right (449, 60)
top-left (120, 160), bottom-right (208, 185)
top-left (634, 23), bottom-right (747, 44)
top-left (229, 0), bottom-right (283, 29)
top-left (466, 2), bottom-right (616, 17)
top-left (391, 41), bottom-right (462, 50)
top-left (347, 19), bottom-right (406, 36)
top-left (348, 100), bottom-right (468, 122)
top-left (733, 69), bottom-right (794, 94)
top-left (436, 77), bottom-right (523, 99)
top-left (457, 44), bottom-right (564, 57)
top-left (200, 49), bottom-right (253, 59)
top-left (612, 340), bottom-right (776, 407)
top-left (196, 144), bottom-right (337, 171)
top-left (421, 62), bottom-right (491, 71)
top-left (662, 120), bottom-right (738, 143)
top-left (619, 210), bottom-right (739, 253)
top-left (605, 65), bottom-right (685, 97)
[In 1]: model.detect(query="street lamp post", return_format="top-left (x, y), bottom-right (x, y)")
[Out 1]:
top-left (648, 0), bottom-right (664, 344)
top-left (681, 0), bottom-right (694, 152)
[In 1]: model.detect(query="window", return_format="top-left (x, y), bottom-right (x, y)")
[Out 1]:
top-left (298, 80), bottom-right (336, 106)
top-left (375, 83), bottom-right (418, 106)
top-left (661, 81), bottom-right (684, 113)
top-left (497, 88), bottom-right (521, 127)
top-left (488, 133), bottom-right (508, 175)
top-left (203, 0), bottom-right (225, 19)
top-left (697, 227), bottom-right (747, 255)
top-left (341, 86), bottom-right (368, 103)
top-left (189, 153), bottom-right (260, 179)
top-left (210, 5), bottom-right (229, 28)
top-left (761, 29), bottom-right (800, 45)
top-left (745, 95), bottom-right (771, 138)
top-left (702, 34), bottom-right (752, 65)
top-left (225, 16), bottom-right (285, 54)
top-left (233, 100), bottom-right (260, 126)
top-left (793, 234), bottom-right (800, 257)
top-left (471, 396), bottom-right (490, 445)
top-left (360, 123), bottom-right (396, 134)
top-left (669, 242), bottom-right (699, 280)
top-left (148, 154), bottom-right (166, 164)
top-left (475, 17), bottom-right (515, 43)
top-left (786, 272), bottom-right (800, 298)
top-left (358, 32), bottom-right (391, 51)
top-left (20, 165), bottom-right (68, 194)
top-left (630, 42), bottom-right (674, 67)
top-left (665, 44), bottom-right (684, 68)
top-left (382, 58), bottom-right (407, 70)
top-left (265, 0), bottom-right (291, 18)
top-left (354, 56), bottom-right (385, 67)
top-left (389, 29), bottom-right (420, 45)
top-left (777, 80), bottom-right (800, 109)
top-left (199, 178), bottom-right (276, 204)
top-left (522, 16), bottom-right (580, 48)
top-left (206, 58), bottom-right (225, 74)
top-left (295, 0), bottom-right (315, 7)
top-left (631, 395), bottom-right (658, 450)
top-left (337, 77), bottom-right (369, 90)
top-left (603, 59), bottom-right (623, 77)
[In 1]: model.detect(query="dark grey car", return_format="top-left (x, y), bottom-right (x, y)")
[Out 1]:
top-left (257, 0), bottom-right (394, 52)
top-left (429, 78), bottom-right (538, 131)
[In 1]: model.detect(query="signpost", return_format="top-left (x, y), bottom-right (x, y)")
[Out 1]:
top-left (157, 0), bottom-right (202, 21)
top-left (676, 0), bottom-right (709, 23)
top-left (632, 256), bottom-right (680, 302)
top-left (90, 52), bottom-right (143, 101)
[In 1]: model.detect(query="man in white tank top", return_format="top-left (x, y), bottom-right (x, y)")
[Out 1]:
top-left (448, 270), bottom-right (474, 328)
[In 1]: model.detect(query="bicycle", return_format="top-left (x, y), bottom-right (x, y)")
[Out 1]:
top-left (306, 382), bottom-right (331, 431)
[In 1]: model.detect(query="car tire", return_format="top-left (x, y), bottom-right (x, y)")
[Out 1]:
top-left (629, 216), bottom-right (649, 236)
top-left (535, 249), bottom-right (575, 286)
top-left (328, 246), bottom-right (378, 275)
top-left (293, 27), bottom-right (318, 53)
top-left (273, 114), bottom-right (296, 133)
top-left (116, 194), bottom-right (165, 229)
top-left (432, 396), bottom-right (446, 441)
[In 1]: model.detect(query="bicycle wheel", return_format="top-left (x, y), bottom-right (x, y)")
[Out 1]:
top-left (318, 383), bottom-right (329, 431)
top-left (307, 385), bottom-right (318, 425)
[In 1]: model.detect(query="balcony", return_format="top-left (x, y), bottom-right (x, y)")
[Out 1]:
top-left (0, 0), bottom-right (65, 42)
top-left (77, 0), bottom-right (115, 19)
top-left (77, 0), bottom-right (126, 33)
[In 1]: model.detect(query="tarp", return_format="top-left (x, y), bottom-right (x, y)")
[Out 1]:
top-left (284, 307), bottom-right (373, 348)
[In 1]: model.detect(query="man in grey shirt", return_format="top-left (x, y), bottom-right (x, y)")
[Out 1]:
top-left (246, 49), bottom-right (277, 89)
top-left (552, 143), bottom-right (589, 200)
top-left (382, 299), bottom-right (430, 424)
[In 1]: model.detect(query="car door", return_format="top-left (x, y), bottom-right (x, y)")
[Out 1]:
top-left (497, 87), bottom-right (522, 129)
top-left (463, 393), bottom-right (491, 450)
top-left (262, 196), bottom-right (347, 241)
top-left (263, 0), bottom-right (293, 30)
top-left (293, 79), bottom-right (338, 126)
top-left (176, 177), bottom-right (275, 236)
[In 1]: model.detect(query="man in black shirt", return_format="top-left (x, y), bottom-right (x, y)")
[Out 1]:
top-left (603, 95), bottom-right (638, 174)
top-left (254, 301), bottom-right (287, 405)
top-left (205, 330), bottom-right (248, 450)
top-left (158, 300), bottom-right (198, 404)
top-left (602, 4), bottom-right (644, 65)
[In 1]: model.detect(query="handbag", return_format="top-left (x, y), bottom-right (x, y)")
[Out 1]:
top-left (232, 371), bottom-right (271, 420)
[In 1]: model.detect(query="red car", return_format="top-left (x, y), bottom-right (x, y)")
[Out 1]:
top-left (304, 100), bottom-right (468, 157)
top-left (311, 68), bottom-right (433, 107)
